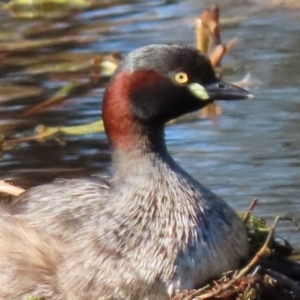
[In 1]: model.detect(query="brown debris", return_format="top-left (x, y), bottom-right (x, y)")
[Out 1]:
top-left (0, 180), bottom-right (25, 197)
top-left (243, 198), bottom-right (258, 224)
top-left (195, 5), bottom-right (240, 120)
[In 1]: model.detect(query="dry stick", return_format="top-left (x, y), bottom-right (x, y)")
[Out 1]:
top-left (243, 198), bottom-right (258, 223)
top-left (4, 130), bottom-right (59, 144)
top-left (183, 216), bottom-right (280, 300)
top-left (210, 4), bottom-right (221, 45)
top-left (209, 44), bottom-right (225, 68)
top-left (210, 37), bottom-right (237, 67)
top-left (0, 180), bottom-right (25, 196)
top-left (224, 37), bottom-right (237, 54)
top-left (195, 16), bottom-right (210, 55)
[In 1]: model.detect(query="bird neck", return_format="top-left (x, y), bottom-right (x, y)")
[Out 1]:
top-left (102, 70), bottom-right (175, 177)
top-left (110, 122), bottom-right (176, 179)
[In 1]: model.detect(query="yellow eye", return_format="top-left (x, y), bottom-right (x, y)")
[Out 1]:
top-left (173, 72), bottom-right (189, 85)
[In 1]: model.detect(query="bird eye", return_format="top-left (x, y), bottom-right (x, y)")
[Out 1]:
top-left (173, 72), bottom-right (189, 85)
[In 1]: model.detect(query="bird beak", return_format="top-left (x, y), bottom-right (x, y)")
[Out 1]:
top-left (188, 79), bottom-right (253, 101)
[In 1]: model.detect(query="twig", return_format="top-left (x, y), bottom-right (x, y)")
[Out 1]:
top-left (210, 4), bottom-right (221, 45)
top-left (195, 15), bottom-right (210, 54)
top-left (234, 216), bottom-right (279, 278)
top-left (0, 180), bottom-right (25, 196)
top-left (243, 198), bottom-right (258, 223)
top-left (224, 37), bottom-right (237, 54)
top-left (209, 44), bottom-right (225, 67)
top-left (209, 37), bottom-right (237, 68)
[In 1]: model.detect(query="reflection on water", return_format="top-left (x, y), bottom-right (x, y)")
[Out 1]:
top-left (0, 0), bottom-right (300, 247)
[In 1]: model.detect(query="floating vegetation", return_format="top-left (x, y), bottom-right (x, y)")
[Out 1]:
top-left (0, 83), bottom-right (44, 103)
top-left (194, 5), bottom-right (244, 120)
top-left (2, 0), bottom-right (91, 18)
top-left (22, 52), bottom-right (120, 77)
top-left (0, 4), bottom-right (253, 152)
top-left (35, 119), bottom-right (105, 136)
top-left (23, 53), bottom-right (120, 116)
top-left (23, 82), bottom-right (93, 117)
top-left (142, 5), bottom-right (252, 125)
top-left (0, 35), bottom-right (97, 53)
top-left (3, 0), bottom-right (90, 7)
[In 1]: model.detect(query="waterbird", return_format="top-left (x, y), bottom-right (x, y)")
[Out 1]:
top-left (0, 44), bottom-right (252, 300)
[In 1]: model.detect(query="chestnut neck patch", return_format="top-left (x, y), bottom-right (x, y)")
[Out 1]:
top-left (102, 70), bottom-right (165, 150)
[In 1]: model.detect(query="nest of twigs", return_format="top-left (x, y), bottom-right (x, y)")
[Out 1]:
top-left (172, 199), bottom-right (300, 300)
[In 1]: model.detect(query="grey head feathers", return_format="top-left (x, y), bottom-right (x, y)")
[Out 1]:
top-left (117, 44), bottom-right (215, 82)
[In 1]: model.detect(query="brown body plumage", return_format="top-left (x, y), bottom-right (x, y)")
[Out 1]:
top-left (0, 45), bottom-right (251, 300)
